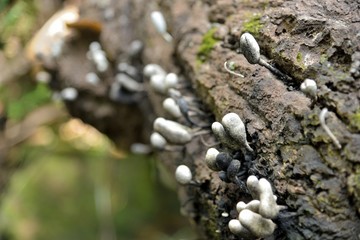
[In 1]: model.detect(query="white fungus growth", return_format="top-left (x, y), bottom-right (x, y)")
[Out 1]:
top-left (87, 41), bottom-right (109, 72)
top-left (205, 147), bottom-right (221, 171)
top-left (300, 78), bottom-right (317, 97)
top-left (117, 62), bottom-right (138, 77)
top-left (89, 41), bottom-right (101, 52)
top-left (163, 98), bottom-right (182, 118)
top-left (239, 209), bottom-right (276, 238)
top-left (236, 200), bottom-right (260, 213)
top-left (319, 108), bottom-right (342, 149)
top-left (221, 113), bottom-right (253, 152)
top-left (60, 87), bottom-right (78, 101)
top-left (175, 165), bottom-right (192, 184)
top-left (153, 117), bottom-right (192, 144)
top-left (240, 33), bottom-right (260, 64)
top-left (247, 175), bottom-right (261, 199)
top-left (211, 121), bottom-right (239, 150)
top-left (228, 219), bottom-right (253, 237)
top-left (150, 11), bottom-right (173, 42)
top-left (116, 73), bottom-right (144, 92)
top-left (35, 71), bottom-right (51, 84)
top-left (150, 132), bottom-right (168, 149)
top-left (221, 212), bottom-right (229, 217)
top-left (239, 32), bottom-right (291, 81)
top-left (129, 40), bottom-right (143, 56)
top-left (258, 178), bottom-right (280, 219)
top-left (150, 74), bottom-right (167, 93)
top-left (85, 72), bottom-right (100, 85)
top-left (143, 64), bottom-right (166, 78)
top-left (164, 73), bottom-right (179, 89)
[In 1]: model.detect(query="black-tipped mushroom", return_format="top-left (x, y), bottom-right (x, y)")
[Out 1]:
top-left (240, 32), bottom-right (291, 81)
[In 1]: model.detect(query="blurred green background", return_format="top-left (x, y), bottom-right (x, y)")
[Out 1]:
top-left (0, 1), bottom-right (195, 239)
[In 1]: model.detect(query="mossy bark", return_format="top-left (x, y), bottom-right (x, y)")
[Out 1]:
top-left (52, 0), bottom-right (360, 239)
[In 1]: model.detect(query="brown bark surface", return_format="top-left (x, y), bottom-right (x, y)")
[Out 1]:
top-left (49, 0), bottom-right (360, 239)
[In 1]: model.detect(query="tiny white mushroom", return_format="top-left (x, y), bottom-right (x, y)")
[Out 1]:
top-left (258, 178), bottom-right (279, 219)
top-left (319, 108), bottom-right (341, 149)
top-left (175, 165), bottom-right (192, 184)
top-left (240, 32), bottom-right (291, 81)
top-left (247, 175), bottom-right (261, 199)
top-left (221, 212), bottom-right (229, 217)
top-left (150, 11), bottom-right (173, 42)
top-left (300, 78), bottom-right (317, 98)
top-left (150, 74), bottom-right (167, 93)
top-left (143, 64), bottom-right (166, 78)
top-left (150, 132), bottom-right (168, 149)
top-left (239, 209), bottom-right (276, 238)
top-left (60, 87), bottom-right (78, 101)
top-left (163, 98), bottom-right (182, 118)
top-left (164, 73), bottom-right (179, 89)
top-left (129, 40), bottom-right (143, 56)
top-left (211, 121), bottom-right (239, 150)
top-left (240, 33), bottom-right (260, 64)
top-left (117, 62), bottom-right (138, 77)
top-left (85, 72), bottom-right (100, 85)
top-left (221, 113), bottom-right (253, 152)
top-left (116, 73), bottom-right (144, 92)
top-left (205, 147), bottom-right (221, 171)
top-left (237, 200), bottom-right (260, 213)
top-left (228, 219), bottom-right (253, 237)
top-left (153, 118), bottom-right (192, 144)
top-left (89, 41), bottom-right (101, 52)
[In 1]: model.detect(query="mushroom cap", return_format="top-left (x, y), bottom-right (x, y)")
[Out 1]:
top-left (150, 132), bottom-right (167, 149)
top-left (151, 11), bottom-right (167, 34)
top-left (205, 148), bottom-right (221, 171)
top-left (175, 165), bottom-right (192, 184)
top-left (163, 98), bottom-right (182, 118)
top-left (240, 32), bottom-right (260, 64)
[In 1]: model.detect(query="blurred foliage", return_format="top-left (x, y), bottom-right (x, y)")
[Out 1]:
top-left (0, 119), bottom-right (195, 240)
top-left (0, 0), bottom-right (37, 49)
top-left (0, 83), bottom-right (52, 121)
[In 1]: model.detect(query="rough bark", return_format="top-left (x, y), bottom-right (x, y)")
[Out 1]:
top-left (46, 0), bottom-right (360, 239)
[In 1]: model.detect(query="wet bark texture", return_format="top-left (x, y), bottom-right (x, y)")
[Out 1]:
top-left (52, 0), bottom-right (360, 239)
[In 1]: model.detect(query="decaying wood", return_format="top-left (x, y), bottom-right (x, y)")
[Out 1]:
top-left (47, 0), bottom-right (360, 239)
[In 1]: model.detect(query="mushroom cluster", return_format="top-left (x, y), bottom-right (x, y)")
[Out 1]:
top-left (228, 175), bottom-right (283, 238)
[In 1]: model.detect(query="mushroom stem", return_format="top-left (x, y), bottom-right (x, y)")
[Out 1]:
top-left (258, 59), bottom-right (291, 81)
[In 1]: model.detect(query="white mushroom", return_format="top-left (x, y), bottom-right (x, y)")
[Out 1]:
top-left (300, 78), bottom-right (317, 98)
top-left (163, 98), bottom-right (182, 118)
top-left (205, 147), bottom-right (221, 171)
top-left (150, 11), bottom-right (173, 42)
top-left (175, 165), bottom-right (192, 184)
top-left (60, 87), bottom-right (78, 101)
top-left (153, 118), bottom-right (192, 145)
top-left (221, 113), bottom-right (253, 152)
top-left (150, 132), bottom-right (167, 149)
top-left (239, 209), bottom-right (276, 237)
top-left (228, 219), bottom-right (253, 237)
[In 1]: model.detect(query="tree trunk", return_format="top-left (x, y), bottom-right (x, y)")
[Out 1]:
top-left (49, 0), bottom-right (360, 239)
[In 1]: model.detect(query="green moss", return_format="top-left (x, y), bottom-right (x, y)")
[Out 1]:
top-left (350, 110), bottom-right (360, 131)
top-left (320, 54), bottom-right (328, 64)
top-left (296, 52), bottom-right (302, 63)
top-left (242, 14), bottom-right (264, 37)
top-left (197, 28), bottom-right (219, 64)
